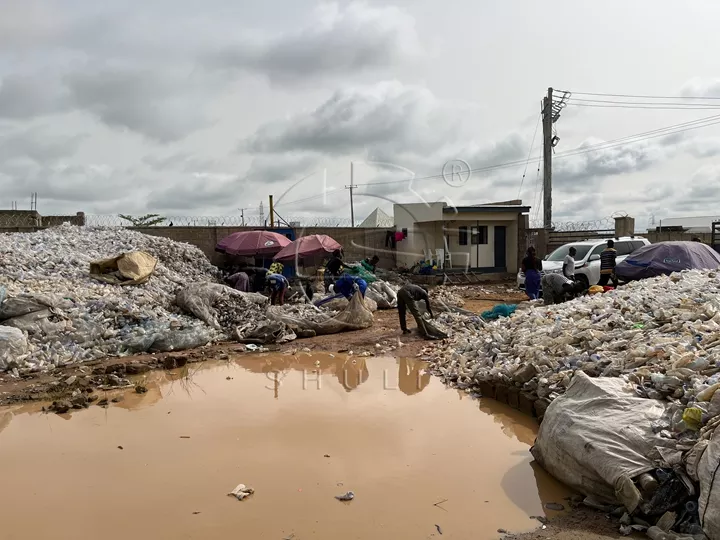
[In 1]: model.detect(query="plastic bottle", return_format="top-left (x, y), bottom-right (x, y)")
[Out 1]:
top-left (638, 472), bottom-right (659, 495)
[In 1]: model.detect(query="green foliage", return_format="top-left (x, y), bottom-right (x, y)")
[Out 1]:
top-left (118, 214), bottom-right (166, 227)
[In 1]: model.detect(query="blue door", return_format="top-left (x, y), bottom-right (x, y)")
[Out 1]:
top-left (268, 228), bottom-right (296, 278)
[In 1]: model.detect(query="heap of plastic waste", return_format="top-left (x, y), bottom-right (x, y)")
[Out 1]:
top-left (428, 270), bottom-right (720, 538)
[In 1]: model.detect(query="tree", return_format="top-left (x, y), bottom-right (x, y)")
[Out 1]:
top-left (118, 214), bottom-right (166, 227)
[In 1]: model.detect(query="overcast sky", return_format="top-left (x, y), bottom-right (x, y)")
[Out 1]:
top-left (3, 0), bottom-right (720, 227)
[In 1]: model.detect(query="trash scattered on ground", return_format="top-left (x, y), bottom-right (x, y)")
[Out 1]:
top-left (117, 445), bottom-right (123, 450)
top-left (228, 483), bottom-right (255, 501)
top-left (335, 491), bottom-right (354, 501)
top-left (0, 225), bottom-right (384, 374)
top-left (435, 524), bottom-right (443, 535)
top-left (544, 502), bottom-right (565, 511)
top-left (135, 385), bottom-right (148, 394)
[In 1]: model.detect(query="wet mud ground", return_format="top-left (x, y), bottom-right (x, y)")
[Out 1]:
top-left (0, 284), bottom-right (622, 539)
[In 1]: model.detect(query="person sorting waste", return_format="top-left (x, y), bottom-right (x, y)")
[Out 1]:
top-left (334, 273), bottom-right (367, 299)
top-left (245, 267), bottom-right (269, 293)
top-left (397, 284), bottom-right (447, 340)
top-left (266, 272), bottom-right (289, 306)
top-left (541, 273), bottom-right (584, 305)
top-left (598, 240), bottom-right (618, 287)
top-left (563, 247), bottom-right (576, 279)
top-left (361, 255), bottom-right (380, 273)
top-left (324, 250), bottom-right (345, 289)
top-left (522, 246), bottom-right (542, 299)
top-left (226, 270), bottom-right (249, 292)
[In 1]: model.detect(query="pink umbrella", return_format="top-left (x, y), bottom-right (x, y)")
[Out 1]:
top-left (216, 231), bottom-right (291, 256)
top-left (273, 234), bottom-right (342, 262)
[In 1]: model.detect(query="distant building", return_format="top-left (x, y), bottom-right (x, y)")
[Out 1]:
top-left (358, 207), bottom-right (393, 228)
top-left (656, 215), bottom-right (720, 234)
top-left (393, 201), bottom-right (530, 272)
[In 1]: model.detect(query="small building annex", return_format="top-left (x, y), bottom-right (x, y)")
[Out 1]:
top-left (393, 200), bottom-right (530, 273)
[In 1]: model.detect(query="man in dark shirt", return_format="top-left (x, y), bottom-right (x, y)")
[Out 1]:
top-left (362, 255), bottom-right (380, 273)
top-left (324, 250), bottom-right (344, 289)
top-left (598, 240), bottom-right (618, 287)
top-left (397, 284), bottom-right (447, 340)
top-left (245, 267), bottom-right (269, 293)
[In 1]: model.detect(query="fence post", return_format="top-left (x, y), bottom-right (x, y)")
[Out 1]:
top-left (614, 216), bottom-right (635, 238)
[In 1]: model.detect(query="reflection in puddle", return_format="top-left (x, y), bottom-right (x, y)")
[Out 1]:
top-left (0, 353), bottom-right (571, 540)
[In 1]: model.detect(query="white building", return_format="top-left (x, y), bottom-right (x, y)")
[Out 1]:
top-left (393, 201), bottom-right (530, 272)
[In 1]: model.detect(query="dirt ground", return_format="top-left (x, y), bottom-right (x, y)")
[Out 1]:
top-left (504, 507), bottom-right (625, 540)
top-left (0, 282), bottom-right (622, 539)
top-left (0, 282), bottom-right (525, 406)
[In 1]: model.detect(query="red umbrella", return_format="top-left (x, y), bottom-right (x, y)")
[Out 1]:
top-left (216, 231), bottom-right (291, 256)
top-left (273, 234), bottom-right (342, 262)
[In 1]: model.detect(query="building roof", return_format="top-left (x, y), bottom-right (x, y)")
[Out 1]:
top-left (442, 205), bottom-right (531, 214)
top-left (359, 207), bottom-right (394, 228)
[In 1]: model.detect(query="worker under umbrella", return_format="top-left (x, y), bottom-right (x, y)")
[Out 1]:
top-left (266, 272), bottom-right (289, 306)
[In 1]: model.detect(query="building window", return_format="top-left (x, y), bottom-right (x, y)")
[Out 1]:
top-left (458, 226), bottom-right (468, 245)
top-left (471, 226), bottom-right (488, 245)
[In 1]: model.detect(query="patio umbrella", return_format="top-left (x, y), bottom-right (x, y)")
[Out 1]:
top-left (273, 234), bottom-right (342, 262)
top-left (216, 231), bottom-right (291, 256)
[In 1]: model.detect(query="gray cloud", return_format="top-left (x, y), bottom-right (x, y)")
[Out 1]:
top-left (142, 152), bottom-right (222, 173)
top-left (65, 68), bottom-right (214, 142)
top-left (0, 127), bottom-right (84, 164)
top-left (242, 81), bottom-right (480, 160)
top-left (245, 153), bottom-right (322, 184)
top-left (145, 173), bottom-right (242, 211)
top-left (0, 73), bottom-right (70, 119)
top-left (0, 163), bottom-right (140, 204)
top-left (552, 137), bottom-right (674, 193)
top-left (207, 2), bottom-right (421, 84)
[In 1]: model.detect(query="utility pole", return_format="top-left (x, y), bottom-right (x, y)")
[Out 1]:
top-left (241, 209), bottom-right (245, 226)
top-left (269, 195), bottom-right (275, 228)
top-left (345, 161), bottom-right (355, 227)
top-left (259, 201), bottom-right (264, 224)
top-left (542, 87), bottom-right (553, 230)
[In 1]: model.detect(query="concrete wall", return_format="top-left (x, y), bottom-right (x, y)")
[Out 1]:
top-left (135, 226), bottom-right (396, 267)
top-left (646, 230), bottom-right (713, 243)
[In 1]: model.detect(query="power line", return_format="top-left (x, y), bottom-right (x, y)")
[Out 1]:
top-left (557, 89), bottom-right (720, 100)
top-left (568, 97), bottom-right (720, 107)
top-left (518, 113), bottom-right (541, 199)
top-left (568, 103), bottom-right (720, 110)
top-left (275, 113), bottom-right (720, 210)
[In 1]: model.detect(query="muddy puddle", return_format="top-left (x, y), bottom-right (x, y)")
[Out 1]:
top-left (0, 353), bottom-right (571, 540)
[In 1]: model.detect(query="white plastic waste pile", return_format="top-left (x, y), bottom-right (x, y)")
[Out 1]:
top-left (429, 287), bottom-right (465, 309)
top-left (431, 270), bottom-right (720, 411)
top-left (429, 270), bottom-right (720, 537)
top-left (0, 225), bottom-right (225, 371)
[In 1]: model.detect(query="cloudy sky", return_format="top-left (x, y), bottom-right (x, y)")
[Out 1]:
top-left (3, 0), bottom-right (720, 227)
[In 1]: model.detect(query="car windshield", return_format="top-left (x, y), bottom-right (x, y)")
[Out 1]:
top-left (546, 244), bottom-right (592, 262)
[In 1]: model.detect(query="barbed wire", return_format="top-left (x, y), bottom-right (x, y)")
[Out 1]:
top-left (0, 212), bottom-right (622, 233)
top-left (82, 215), bottom-right (375, 228)
top-left (528, 217), bottom-right (616, 232)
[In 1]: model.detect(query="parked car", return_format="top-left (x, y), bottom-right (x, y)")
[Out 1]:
top-left (517, 236), bottom-right (650, 291)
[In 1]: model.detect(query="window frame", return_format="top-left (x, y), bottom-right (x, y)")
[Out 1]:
top-left (458, 226), bottom-right (468, 246)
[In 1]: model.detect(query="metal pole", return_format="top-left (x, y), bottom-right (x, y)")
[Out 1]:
top-left (350, 162), bottom-right (355, 227)
top-left (241, 209), bottom-right (245, 226)
top-left (269, 195), bottom-right (274, 228)
top-left (542, 87), bottom-right (553, 230)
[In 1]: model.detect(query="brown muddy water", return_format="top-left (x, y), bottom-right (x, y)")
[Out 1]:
top-left (0, 353), bottom-right (571, 540)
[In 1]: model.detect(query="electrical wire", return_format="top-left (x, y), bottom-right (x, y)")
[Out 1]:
top-left (568, 103), bottom-right (720, 110)
top-left (275, 113), bottom-right (720, 209)
top-left (568, 97), bottom-right (720, 107)
top-left (518, 113), bottom-right (541, 199)
top-left (556, 89), bottom-right (720, 100)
